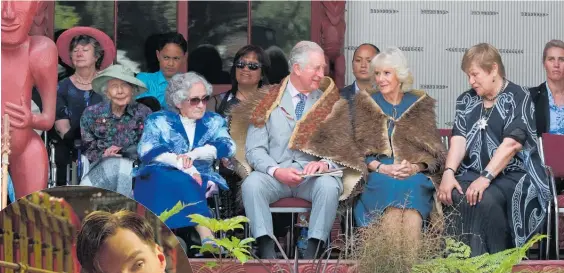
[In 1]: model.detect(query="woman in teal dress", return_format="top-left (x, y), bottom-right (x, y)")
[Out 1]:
top-left (352, 47), bottom-right (446, 250)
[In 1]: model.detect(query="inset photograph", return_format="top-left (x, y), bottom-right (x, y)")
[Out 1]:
top-left (0, 186), bottom-right (192, 273)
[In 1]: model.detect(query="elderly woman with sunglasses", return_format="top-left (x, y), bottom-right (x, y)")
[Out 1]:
top-left (134, 72), bottom-right (236, 246)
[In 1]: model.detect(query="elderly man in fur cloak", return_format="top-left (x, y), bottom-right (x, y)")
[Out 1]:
top-left (229, 41), bottom-right (365, 259)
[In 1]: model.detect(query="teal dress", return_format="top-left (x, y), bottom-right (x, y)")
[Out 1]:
top-left (354, 92), bottom-right (435, 227)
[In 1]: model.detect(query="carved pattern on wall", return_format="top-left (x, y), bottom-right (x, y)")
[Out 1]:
top-left (29, 1), bottom-right (52, 37)
top-left (189, 260), bottom-right (358, 273)
top-left (512, 260), bottom-right (564, 272)
top-left (318, 1), bottom-right (346, 89)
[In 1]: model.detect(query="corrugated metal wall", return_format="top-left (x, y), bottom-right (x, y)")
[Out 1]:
top-left (344, 1), bottom-right (564, 128)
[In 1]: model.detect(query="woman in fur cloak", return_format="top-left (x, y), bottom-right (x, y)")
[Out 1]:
top-left (350, 47), bottom-right (446, 250)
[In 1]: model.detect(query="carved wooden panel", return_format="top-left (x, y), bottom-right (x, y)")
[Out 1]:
top-left (29, 1), bottom-right (53, 38)
top-left (189, 260), bottom-right (358, 273)
top-left (313, 1), bottom-right (346, 89)
top-left (512, 260), bottom-right (564, 272)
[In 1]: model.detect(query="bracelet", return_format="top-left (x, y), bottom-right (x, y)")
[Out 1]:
top-left (375, 163), bottom-right (383, 173)
top-left (445, 167), bottom-right (456, 174)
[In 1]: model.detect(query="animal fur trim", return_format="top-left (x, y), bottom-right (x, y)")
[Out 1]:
top-left (229, 76), bottom-right (366, 201)
top-left (352, 89), bottom-right (446, 184)
top-left (352, 89), bottom-right (447, 224)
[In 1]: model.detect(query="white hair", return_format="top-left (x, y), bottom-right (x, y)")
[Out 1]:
top-left (370, 47), bottom-right (414, 92)
top-left (165, 72), bottom-right (213, 113)
top-left (288, 41), bottom-right (324, 72)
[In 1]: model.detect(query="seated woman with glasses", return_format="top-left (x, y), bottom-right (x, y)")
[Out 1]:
top-left (350, 47), bottom-right (445, 255)
top-left (211, 45), bottom-right (270, 118)
top-left (209, 45), bottom-right (271, 219)
top-left (439, 43), bottom-right (549, 257)
top-left (134, 72), bottom-right (236, 247)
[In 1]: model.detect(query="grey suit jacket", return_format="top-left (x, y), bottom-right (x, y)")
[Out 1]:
top-left (245, 86), bottom-right (323, 174)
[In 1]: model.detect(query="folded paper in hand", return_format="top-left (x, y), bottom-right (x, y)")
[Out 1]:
top-left (300, 168), bottom-right (345, 179)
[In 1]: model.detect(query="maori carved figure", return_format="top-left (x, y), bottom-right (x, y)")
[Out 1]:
top-left (29, 1), bottom-right (51, 37)
top-left (1, 1), bottom-right (58, 198)
top-left (320, 1), bottom-right (346, 88)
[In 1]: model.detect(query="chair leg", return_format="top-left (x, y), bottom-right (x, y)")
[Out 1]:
top-left (345, 208), bottom-right (350, 257)
top-left (556, 211), bottom-right (560, 260)
top-left (546, 202), bottom-right (552, 259)
top-left (290, 212), bottom-right (295, 259)
top-left (348, 206), bottom-right (355, 255)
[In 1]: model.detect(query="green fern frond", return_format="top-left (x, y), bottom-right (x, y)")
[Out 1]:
top-left (158, 201), bottom-right (199, 222)
top-left (413, 234), bottom-right (547, 273)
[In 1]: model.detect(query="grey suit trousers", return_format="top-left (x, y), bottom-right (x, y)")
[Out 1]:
top-left (241, 168), bottom-right (343, 242)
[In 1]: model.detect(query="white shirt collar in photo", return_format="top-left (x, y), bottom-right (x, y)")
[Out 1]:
top-left (287, 79), bottom-right (310, 107)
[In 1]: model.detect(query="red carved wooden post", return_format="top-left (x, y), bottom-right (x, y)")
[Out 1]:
top-left (29, 1), bottom-right (54, 39)
top-left (314, 1), bottom-right (347, 89)
top-left (1, 1), bottom-right (58, 198)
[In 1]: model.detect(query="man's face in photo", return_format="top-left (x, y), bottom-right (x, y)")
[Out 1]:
top-left (96, 228), bottom-right (166, 273)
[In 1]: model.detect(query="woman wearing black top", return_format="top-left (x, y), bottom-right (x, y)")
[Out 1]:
top-left (214, 45), bottom-right (270, 218)
top-left (215, 45), bottom-right (270, 117)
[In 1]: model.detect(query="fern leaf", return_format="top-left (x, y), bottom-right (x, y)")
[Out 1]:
top-left (158, 201), bottom-right (199, 222)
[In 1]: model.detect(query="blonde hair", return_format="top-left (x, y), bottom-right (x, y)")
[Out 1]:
top-left (461, 43), bottom-right (506, 78)
top-left (543, 39), bottom-right (564, 62)
top-left (370, 47), bottom-right (414, 92)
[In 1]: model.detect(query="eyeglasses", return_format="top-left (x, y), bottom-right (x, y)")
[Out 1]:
top-left (188, 96), bottom-right (210, 106)
top-left (235, 61), bottom-right (262, 71)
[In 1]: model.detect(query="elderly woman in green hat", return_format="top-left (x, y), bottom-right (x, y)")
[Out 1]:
top-left (79, 64), bottom-right (152, 197)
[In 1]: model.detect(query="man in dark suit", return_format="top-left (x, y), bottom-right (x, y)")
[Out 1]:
top-left (341, 43), bottom-right (380, 100)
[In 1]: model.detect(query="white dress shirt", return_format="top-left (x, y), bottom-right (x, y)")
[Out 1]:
top-left (354, 81), bottom-right (360, 93)
top-left (287, 79), bottom-right (311, 108)
top-left (266, 80), bottom-right (330, 177)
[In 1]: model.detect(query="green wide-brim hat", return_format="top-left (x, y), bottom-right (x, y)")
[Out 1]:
top-left (92, 64), bottom-right (147, 97)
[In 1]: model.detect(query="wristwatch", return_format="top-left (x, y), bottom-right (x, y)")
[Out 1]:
top-left (480, 169), bottom-right (495, 181)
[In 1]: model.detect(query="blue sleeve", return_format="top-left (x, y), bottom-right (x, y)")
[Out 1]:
top-left (135, 73), bottom-right (153, 99)
top-left (206, 114), bottom-right (236, 159)
top-left (138, 114), bottom-right (172, 163)
top-left (365, 155), bottom-right (378, 165)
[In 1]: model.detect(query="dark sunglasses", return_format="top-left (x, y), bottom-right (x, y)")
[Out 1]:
top-left (235, 61), bottom-right (262, 71)
top-left (188, 96), bottom-right (210, 106)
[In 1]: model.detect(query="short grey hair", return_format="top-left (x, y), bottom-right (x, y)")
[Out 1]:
top-left (165, 72), bottom-right (213, 113)
top-left (370, 47), bottom-right (414, 92)
top-left (288, 41), bottom-right (324, 72)
top-left (69, 35), bottom-right (105, 70)
top-left (543, 39), bottom-right (564, 62)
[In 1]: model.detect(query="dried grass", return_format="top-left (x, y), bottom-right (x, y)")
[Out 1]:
top-left (348, 201), bottom-right (459, 273)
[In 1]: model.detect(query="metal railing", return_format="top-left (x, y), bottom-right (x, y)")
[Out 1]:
top-left (0, 261), bottom-right (66, 273)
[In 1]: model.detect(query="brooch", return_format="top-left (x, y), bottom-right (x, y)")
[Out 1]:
top-left (280, 107), bottom-right (294, 121)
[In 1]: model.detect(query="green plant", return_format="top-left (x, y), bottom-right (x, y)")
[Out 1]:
top-left (412, 234), bottom-right (547, 273)
top-left (158, 201), bottom-right (200, 223)
top-left (189, 214), bottom-right (255, 269)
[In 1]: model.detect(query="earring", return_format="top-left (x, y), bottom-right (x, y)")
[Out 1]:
top-left (492, 78), bottom-right (495, 82)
